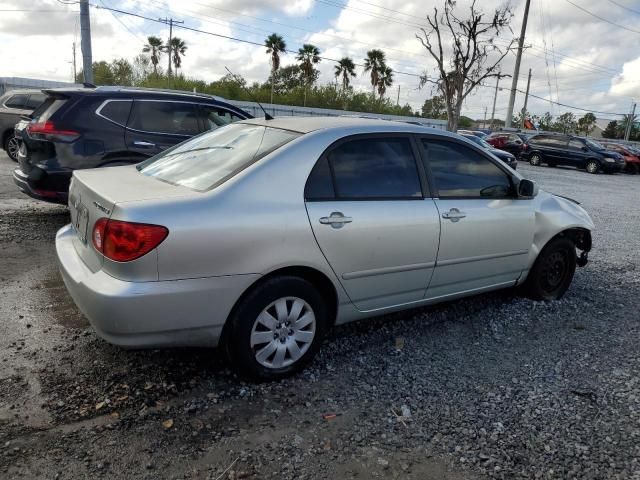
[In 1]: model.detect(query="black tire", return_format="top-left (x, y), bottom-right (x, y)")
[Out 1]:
top-left (3, 131), bottom-right (20, 162)
top-left (529, 153), bottom-right (542, 166)
top-left (585, 159), bottom-right (599, 174)
top-left (226, 276), bottom-right (329, 380)
top-left (523, 237), bottom-right (577, 301)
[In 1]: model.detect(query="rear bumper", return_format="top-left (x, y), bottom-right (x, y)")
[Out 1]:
top-left (56, 224), bottom-right (260, 348)
top-left (13, 167), bottom-right (70, 204)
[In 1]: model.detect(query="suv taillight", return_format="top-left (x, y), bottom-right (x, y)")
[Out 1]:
top-left (522, 143), bottom-right (528, 150)
top-left (27, 121), bottom-right (80, 142)
top-left (92, 218), bottom-right (168, 262)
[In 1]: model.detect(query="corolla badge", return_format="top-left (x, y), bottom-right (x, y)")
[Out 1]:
top-left (93, 201), bottom-right (111, 215)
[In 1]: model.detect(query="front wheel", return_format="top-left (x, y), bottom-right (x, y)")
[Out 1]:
top-left (585, 159), bottom-right (599, 174)
top-left (530, 153), bottom-right (542, 166)
top-left (226, 276), bottom-right (329, 380)
top-left (522, 237), bottom-right (577, 301)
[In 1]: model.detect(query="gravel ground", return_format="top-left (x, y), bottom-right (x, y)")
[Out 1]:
top-left (0, 153), bottom-right (639, 479)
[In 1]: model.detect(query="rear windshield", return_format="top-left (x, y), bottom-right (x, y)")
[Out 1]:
top-left (137, 123), bottom-right (300, 191)
top-left (31, 97), bottom-right (67, 122)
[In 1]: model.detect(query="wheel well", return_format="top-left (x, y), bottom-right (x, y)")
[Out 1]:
top-left (219, 266), bottom-right (339, 349)
top-left (548, 228), bottom-right (592, 252)
top-left (2, 128), bottom-right (14, 146)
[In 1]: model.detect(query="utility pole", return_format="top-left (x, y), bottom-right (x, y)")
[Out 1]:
top-left (521, 68), bottom-right (532, 129)
top-left (624, 102), bottom-right (637, 141)
top-left (79, 0), bottom-right (93, 84)
top-left (72, 42), bottom-right (77, 82)
top-left (396, 85), bottom-right (400, 106)
top-left (505, 0), bottom-right (531, 128)
top-left (483, 106), bottom-right (487, 129)
top-left (489, 76), bottom-right (500, 130)
top-left (159, 17), bottom-right (184, 81)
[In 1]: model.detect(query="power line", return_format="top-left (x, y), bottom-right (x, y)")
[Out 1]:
top-left (564, 0), bottom-right (640, 34)
top-left (98, 0), bottom-right (146, 44)
top-left (605, 0), bottom-right (640, 16)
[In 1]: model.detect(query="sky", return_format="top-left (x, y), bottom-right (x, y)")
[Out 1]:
top-left (1, 0), bottom-right (639, 122)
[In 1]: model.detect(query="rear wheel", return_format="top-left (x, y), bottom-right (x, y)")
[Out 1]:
top-left (585, 159), bottom-right (600, 174)
top-left (3, 131), bottom-right (19, 162)
top-left (523, 237), bottom-right (577, 301)
top-left (529, 153), bottom-right (542, 166)
top-left (226, 276), bottom-right (328, 380)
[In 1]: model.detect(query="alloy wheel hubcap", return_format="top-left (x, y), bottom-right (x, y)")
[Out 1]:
top-left (531, 155), bottom-right (540, 166)
top-left (587, 162), bottom-right (597, 173)
top-left (7, 137), bottom-right (19, 160)
top-left (250, 297), bottom-right (316, 369)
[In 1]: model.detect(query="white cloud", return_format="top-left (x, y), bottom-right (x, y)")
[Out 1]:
top-left (609, 56), bottom-right (640, 99)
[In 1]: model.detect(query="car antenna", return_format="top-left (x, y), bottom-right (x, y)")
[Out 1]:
top-left (224, 66), bottom-right (273, 120)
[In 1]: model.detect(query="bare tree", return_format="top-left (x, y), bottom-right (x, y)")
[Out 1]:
top-left (416, 1), bottom-right (517, 131)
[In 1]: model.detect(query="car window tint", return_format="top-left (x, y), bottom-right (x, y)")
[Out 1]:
top-left (305, 157), bottom-right (335, 200)
top-left (568, 139), bottom-right (584, 150)
top-left (200, 105), bottom-right (244, 131)
top-left (128, 101), bottom-right (199, 135)
top-left (421, 139), bottom-right (512, 198)
top-left (138, 124), bottom-right (299, 191)
top-left (5, 94), bottom-right (28, 109)
top-left (25, 94), bottom-right (46, 110)
top-left (100, 100), bottom-right (132, 125)
top-left (328, 137), bottom-right (421, 199)
top-left (544, 136), bottom-right (566, 147)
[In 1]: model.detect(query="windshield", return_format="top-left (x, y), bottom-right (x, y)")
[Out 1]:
top-left (463, 135), bottom-right (491, 149)
top-left (585, 139), bottom-right (605, 150)
top-left (137, 123), bottom-right (300, 191)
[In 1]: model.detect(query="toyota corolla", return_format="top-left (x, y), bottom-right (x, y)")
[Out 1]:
top-left (56, 117), bottom-right (594, 379)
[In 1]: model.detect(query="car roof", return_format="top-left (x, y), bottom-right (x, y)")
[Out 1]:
top-left (239, 116), bottom-right (458, 136)
top-left (41, 85), bottom-right (227, 102)
top-left (1, 89), bottom-right (45, 97)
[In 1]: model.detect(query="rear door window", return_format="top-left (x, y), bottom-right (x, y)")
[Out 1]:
top-left (128, 101), bottom-right (199, 136)
top-left (5, 94), bottom-right (28, 109)
top-left (568, 139), bottom-right (585, 150)
top-left (322, 137), bottom-right (422, 199)
top-left (199, 105), bottom-right (244, 132)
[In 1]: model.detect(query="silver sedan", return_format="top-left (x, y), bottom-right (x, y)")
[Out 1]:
top-left (56, 117), bottom-right (594, 379)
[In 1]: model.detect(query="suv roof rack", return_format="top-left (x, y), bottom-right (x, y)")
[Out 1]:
top-left (93, 85), bottom-right (225, 101)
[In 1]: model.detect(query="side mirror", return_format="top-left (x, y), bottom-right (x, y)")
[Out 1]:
top-left (518, 179), bottom-right (538, 198)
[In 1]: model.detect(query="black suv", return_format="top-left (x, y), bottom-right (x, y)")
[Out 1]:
top-left (13, 86), bottom-right (251, 203)
top-left (521, 133), bottom-right (624, 174)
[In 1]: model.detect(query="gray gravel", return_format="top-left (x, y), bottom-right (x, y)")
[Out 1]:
top-left (0, 154), bottom-right (639, 479)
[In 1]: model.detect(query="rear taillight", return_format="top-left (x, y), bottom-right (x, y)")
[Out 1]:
top-left (92, 218), bottom-right (168, 262)
top-left (522, 143), bottom-right (528, 150)
top-left (27, 121), bottom-right (80, 142)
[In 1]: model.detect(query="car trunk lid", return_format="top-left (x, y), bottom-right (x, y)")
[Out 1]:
top-left (68, 165), bottom-right (196, 273)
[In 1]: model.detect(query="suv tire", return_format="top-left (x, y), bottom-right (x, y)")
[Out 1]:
top-left (226, 276), bottom-right (328, 380)
top-left (3, 131), bottom-right (19, 162)
top-left (529, 153), bottom-right (542, 166)
top-left (523, 237), bottom-right (577, 301)
top-left (585, 159), bottom-right (599, 174)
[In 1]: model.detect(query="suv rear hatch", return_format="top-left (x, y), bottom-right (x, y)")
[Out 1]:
top-left (68, 165), bottom-right (196, 274)
top-left (16, 91), bottom-right (74, 174)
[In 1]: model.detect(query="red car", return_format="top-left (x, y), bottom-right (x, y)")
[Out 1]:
top-left (601, 143), bottom-right (640, 174)
top-left (485, 132), bottom-right (528, 157)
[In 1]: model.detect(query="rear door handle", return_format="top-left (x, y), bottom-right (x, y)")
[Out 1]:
top-left (442, 208), bottom-right (466, 222)
top-left (319, 212), bottom-right (352, 229)
top-left (133, 140), bottom-right (156, 148)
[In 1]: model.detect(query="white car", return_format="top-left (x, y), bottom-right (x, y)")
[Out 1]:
top-left (56, 117), bottom-right (594, 379)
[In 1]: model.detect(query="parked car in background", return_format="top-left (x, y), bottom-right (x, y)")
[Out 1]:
top-left (600, 142), bottom-right (640, 174)
top-left (57, 117), bottom-right (593, 379)
top-left (13, 86), bottom-right (252, 203)
top-left (521, 134), bottom-right (625, 174)
top-left (0, 89), bottom-right (46, 161)
top-left (460, 132), bottom-right (517, 169)
top-left (485, 131), bottom-right (528, 157)
top-left (458, 129), bottom-right (488, 139)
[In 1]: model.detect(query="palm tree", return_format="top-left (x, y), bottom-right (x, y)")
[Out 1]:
top-left (363, 49), bottom-right (386, 95)
top-left (265, 33), bottom-right (287, 104)
top-left (334, 57), bottom-right (356, 93)
top-left (166, 37), bottom-right (187, 73)
top-left (377, 66), bottom-right (393, 99)
top-left (296, 44), bottom-right (321, 106)
top-left (142, 36), bottom-right (163, 76)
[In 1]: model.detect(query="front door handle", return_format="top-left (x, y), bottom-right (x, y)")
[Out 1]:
top-left (319, 212), bottom-right (352, 229)
top-left (133, 140), bottom-right (156, 148)
top-left (442, 208), bottom-right (466, 222)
